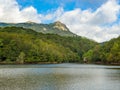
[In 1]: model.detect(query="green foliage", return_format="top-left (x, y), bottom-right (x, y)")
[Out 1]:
top-left (107, 40), bottom-right (120, 63)
top-left (17, 52), bottom-right (25, 64)
top-left (0, 38), bottom-right (3, 47)
top-left (83, 50), bottom-right (93, 63)
top-left (0, 27), bottom-right (96, 63)
top-left (0, 22), bottom-right (75, 36)
top-left (1, 26), bottom-right (119, 64)
top-left (83, 36), bottom-right (120, 64)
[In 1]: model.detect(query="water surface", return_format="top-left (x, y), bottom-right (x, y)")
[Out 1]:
top-left (0, 64), bottom-right (120, 90)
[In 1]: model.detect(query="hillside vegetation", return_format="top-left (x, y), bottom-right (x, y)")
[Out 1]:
top-left (83, 36), bottom-right (120, 64)
top-left (0, 25), bottom-right (119, 64)
top-left (0, 27), bottom-right (96, 64)
top-left (0, 21), bottom-right (75, 36)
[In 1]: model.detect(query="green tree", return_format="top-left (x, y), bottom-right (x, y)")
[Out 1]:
top-left (17, 52), bottom-right (25, 64)
top-left (83, 50), bottom-right (93, 63)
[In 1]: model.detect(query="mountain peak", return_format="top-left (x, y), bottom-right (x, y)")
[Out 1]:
top-left (0, 21), bottom-right (75, 36)
top-left (25, 21), bottom-right (37, 24)
top-left (54, 21), bottom-right (63, 24)
top-left (53, 21), bottom-right (69, 31)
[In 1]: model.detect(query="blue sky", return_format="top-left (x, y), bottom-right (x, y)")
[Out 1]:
top-left (0, 0), bottom-right (120, 42)
top-left (16, 0), bottom-right (108, 14)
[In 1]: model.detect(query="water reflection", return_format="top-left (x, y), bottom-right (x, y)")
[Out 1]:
top-left (0, 64), bottom-right (120, 90)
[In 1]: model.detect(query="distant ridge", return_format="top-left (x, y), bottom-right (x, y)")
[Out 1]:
top-left (25, 21), bottom-right (37, 24)
top-left (0, 21), bottom-right (76, 36)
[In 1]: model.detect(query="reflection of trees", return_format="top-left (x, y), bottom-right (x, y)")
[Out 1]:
top-left (41, 68), bottom-right (75, 90)
top-left (0, 68), bottom-right (82, 90)
top-left (0, 69), bottom-right (41, 90)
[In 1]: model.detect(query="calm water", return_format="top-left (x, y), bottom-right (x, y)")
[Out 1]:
top-left (0, 64), bottom-right (120, 90)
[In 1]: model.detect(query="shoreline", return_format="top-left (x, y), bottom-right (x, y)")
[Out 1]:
top-left (0, 62), bottom-right (120, 66)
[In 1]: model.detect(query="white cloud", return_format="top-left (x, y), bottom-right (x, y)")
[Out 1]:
top-left (0, 0), bottom-right (41, 23)
top-left (0, 0), bottom-right (120, 42)
top-left (90, 0), bottom-right (120, 25)
top-left (55, 0), bottom-right (120, 42)
top-left (21, 6), bottom-right (41, 23)
top-left (40, 7), bottom-right (64, 23)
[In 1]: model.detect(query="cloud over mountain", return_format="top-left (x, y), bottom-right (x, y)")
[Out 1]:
top-left (0, 0), bottom-right (120, 42)
top-left (56, 0), bottom-right (120, 42)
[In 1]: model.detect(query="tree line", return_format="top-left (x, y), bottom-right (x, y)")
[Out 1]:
top-left (0, 27), bottom-right (119, 64)
top-left (83, 36), bottom-right (120, 64)
top-left (0, 27), bottom-right (96, 64)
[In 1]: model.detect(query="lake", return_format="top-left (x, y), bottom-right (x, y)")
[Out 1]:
top-left (0, 64), bottom-right (120, 90)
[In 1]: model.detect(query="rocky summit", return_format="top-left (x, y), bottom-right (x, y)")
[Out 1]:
top-left (0, 21), bottom-right (75, 36)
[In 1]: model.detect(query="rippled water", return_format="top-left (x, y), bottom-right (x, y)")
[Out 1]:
top-left (0, 64), bottom-right (120, 90)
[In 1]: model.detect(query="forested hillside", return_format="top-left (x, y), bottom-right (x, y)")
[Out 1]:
top-left (0, 27), bottom-right (96, 64)
top-left (0, 21), bottom-right (75, 36)
top-left (83, 36), bottom-right (120, 64)
top-left (0, 26), bottom-right (119, 64)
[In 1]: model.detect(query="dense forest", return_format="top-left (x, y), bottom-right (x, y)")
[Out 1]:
top-left (0, 26), bottom-right (119, 64)
top-left (0, 27), bottom-right (96, 64)
top-left (84, 36), bottom-right (120, 64)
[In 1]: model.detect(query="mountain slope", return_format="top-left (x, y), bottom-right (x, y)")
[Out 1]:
top-left (83, 36), bottom-right (120, 64)
top-left (0, 21), bottom-right (75, 36)
top-left (0, 27), bottom-right (97, 64)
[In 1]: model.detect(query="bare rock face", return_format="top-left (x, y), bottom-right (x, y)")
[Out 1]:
top-left (25, 21), bottom-right (37, 24)
top-left (0, 21), bottom-right (75, 36)
top-left (53, 21), bottom-right (69, 31)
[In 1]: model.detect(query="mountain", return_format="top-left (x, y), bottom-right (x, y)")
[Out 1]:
top-left (99, 36), bottom-right (120, 64)
top-left (83, 36), bottom-right (120, 64)
top-left (0, 22), bottom-right (119, 64)
top-left (0, 21), bottom-right (76, 36)
top-left (0, 26), bottom-right (97, 64)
